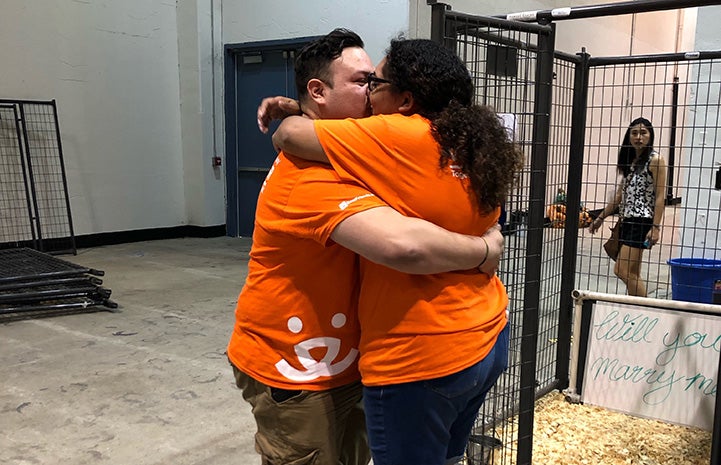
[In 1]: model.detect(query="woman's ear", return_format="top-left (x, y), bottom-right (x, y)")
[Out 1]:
top-left (398, 90), bottom-right (415, 114)
top-left (307, 78), bottom-right (326, 104)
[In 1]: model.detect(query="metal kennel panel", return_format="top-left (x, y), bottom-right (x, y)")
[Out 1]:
top-left (0, 247), bottom-right (115, 322)
top-left (0, 276), bottom-right (103, 292)
top-left (577, 52), bottom-right (721, 300)
top-left (0, 100), bottom-right (76, 254)
top-left (0, 296), bottom-right (117, 322)
top-left (0, 281), bottom-right (111, 304)
top-left (431, 5), bottom-right (556, 464)
top-left (0, 104), bottom-right (38, 249)
top-left (426, 1), bottom-right (721, 464)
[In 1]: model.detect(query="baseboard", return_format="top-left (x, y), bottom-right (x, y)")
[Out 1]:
top-left (75, 225), bottom-right (227, 249)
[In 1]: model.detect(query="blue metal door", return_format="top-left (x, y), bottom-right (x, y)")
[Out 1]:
top-left (225, 37), bottom-right (317, 237)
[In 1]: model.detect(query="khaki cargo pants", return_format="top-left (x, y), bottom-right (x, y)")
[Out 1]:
top-left (232, 365), bottom-right (370, 465)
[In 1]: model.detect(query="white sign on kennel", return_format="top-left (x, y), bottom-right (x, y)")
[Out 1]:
top-left (582, 301), bottom-right (720, 431)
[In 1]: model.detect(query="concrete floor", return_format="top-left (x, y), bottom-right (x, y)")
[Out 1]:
top-left (0, 216), bottom-right (684, 465)
top-left (0, 237), bottom-right (261, 465)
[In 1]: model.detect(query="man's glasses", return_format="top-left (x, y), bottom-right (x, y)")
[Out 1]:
top-left (366, 72), bottom-right (392, 92)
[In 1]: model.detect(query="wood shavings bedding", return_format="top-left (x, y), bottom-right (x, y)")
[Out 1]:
top-left (530, 391), bottom-right (711, 464)
top-left (479, 391), bottom-right (712, 464)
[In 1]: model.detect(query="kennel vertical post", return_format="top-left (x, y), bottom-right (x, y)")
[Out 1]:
top-left (713, 350), bottom-right (721, 464)
top-left (556, 50), bottom-right (591, 389)
top-left (514, 20), bottom-right (555, 465)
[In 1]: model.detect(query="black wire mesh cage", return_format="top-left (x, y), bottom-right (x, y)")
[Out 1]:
top-left (0, 102), bottom-right (111, 321)
top-left (432, 7), bottom-right (559, 464)
top-left (0, 99), bottom-right (76, 255)
top-left (432, 1), bottom-right (721, 464)
top-left (578, 53), bottom-right (721, 302)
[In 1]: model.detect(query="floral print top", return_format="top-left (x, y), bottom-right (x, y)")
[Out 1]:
top-left (619, 151), bottom-right (657, 219)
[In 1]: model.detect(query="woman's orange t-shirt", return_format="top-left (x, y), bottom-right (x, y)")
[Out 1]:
top-left (314, 114), bottom-right (508, 386)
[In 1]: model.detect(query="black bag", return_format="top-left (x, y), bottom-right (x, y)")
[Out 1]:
top-left (603, 221), bottom-right (621, 261)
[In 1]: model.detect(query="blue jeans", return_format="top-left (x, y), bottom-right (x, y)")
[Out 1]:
top-left (363, 324), bottom-right (509, 465)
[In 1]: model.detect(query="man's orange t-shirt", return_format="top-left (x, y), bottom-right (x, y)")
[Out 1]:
top-left (226, 153), bottom-right (385, 391)
top-left (314, 113), bottom-right (509, 387)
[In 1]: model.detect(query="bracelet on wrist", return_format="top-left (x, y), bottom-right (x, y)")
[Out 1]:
top-left (478, 237), bottom-right (489, 268)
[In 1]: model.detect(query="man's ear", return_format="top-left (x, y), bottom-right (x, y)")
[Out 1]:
top-left (307, 78), bottom-right (326, 104)
top-left (398, 91), bottom-right (415, 114)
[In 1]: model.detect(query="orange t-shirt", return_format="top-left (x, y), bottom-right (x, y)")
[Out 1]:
top-left (314, 113), bottom-right (508, 386)
top-left (226, 153), bottom-right (385, 391)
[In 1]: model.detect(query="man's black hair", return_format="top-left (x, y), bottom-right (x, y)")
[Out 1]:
top-left (294, 28), bottom-right (364, 101)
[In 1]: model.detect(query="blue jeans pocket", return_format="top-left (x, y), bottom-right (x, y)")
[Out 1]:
top-left (423, 325), bottom-right (509, 399)
top-left (422, 363), bottom-right (482, 399)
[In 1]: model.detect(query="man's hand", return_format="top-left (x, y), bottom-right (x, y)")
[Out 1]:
top-left (257, 96), bottom-right (302, 134)
top-left (479, 224), bottom-right (504, 276)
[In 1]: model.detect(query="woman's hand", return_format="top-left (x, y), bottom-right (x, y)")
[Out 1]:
top-left (478, 224), bottom-right (503, 276)
top-left (589, 217), bottom-right (603, 234)
top-left (646, 224), bottom-right (661, 246)
top-left (257, 96), bottom-right (302, 134)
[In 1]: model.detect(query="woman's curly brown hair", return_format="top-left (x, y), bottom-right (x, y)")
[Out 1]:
top-left (384, 39), bottom-right (524, 213)
top-left (433, 101), bottom-right (524, 213)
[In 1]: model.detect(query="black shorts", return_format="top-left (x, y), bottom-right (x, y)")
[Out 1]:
top-left (619, 217), bottom-right (653, 249)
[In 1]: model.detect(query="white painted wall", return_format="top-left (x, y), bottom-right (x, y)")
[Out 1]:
top-left (0, 0), bottom-right (186, 235)
top-left (678, 5), bottom-right (721, 259)
top-left (177, 0), bottom-right (226, 228)
top-left (2, 0), bottom-right (716, 240)
top-left (221, 0), bottom-right (409, 67)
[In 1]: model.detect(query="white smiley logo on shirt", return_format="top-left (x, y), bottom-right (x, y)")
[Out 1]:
top-left (274, 313), bottom-right (359, 382)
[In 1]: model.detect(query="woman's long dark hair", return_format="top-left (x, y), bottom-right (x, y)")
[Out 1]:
top-left (382, 38), bottom-right (524, 213)
top-left (617, 117), bottom-right (655, 177)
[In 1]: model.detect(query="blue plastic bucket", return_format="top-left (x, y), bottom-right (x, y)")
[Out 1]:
top-left (667, 258), bottom-right (721, 304)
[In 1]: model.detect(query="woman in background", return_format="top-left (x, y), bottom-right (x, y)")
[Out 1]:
top-left (589, 117), bottom-right (667, 297)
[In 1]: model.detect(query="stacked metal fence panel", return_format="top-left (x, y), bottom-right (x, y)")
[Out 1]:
top-left (0, 99), bottom-right (76, 254)
top-left (0, 248), bottom-right (116, 322)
